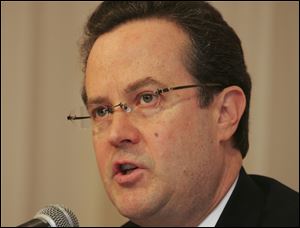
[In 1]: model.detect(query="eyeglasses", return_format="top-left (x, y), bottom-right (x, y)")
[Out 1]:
top-left (67, 83), bottom-right (223, 134)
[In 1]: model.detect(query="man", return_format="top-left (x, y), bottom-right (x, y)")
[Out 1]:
top-left (71, 2), bottom-right (298, 226)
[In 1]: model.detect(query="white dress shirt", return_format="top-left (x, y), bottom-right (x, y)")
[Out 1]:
top-left (198, 176), bottom-right (239, 227)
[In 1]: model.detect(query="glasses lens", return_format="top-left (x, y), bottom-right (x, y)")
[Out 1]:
top-left (68, 106), bottom-right (91, 129)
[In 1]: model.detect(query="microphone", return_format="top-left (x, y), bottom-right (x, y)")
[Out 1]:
top-left (17, 204), bottom-right (79, 227)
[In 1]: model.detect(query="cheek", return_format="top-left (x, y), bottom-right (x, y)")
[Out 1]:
top-left (148, 108), bottom-right (214, 167)
top-left (92, 138), bottom-right (108, 178)
top-left (146, 118), bottom-right (194, 168)
top-left (153, 114), bottom-right (200, 146)
top-left (149, 115), bottom-right (217, 199)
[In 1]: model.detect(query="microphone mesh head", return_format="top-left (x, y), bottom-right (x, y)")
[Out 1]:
top-left (35, 204), bottom-right (79, 227)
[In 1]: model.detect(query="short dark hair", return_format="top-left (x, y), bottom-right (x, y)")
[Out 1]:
top-left (80, 1), bottom-right (252, 158)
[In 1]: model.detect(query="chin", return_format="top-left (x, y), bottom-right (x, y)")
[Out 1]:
top-left (107, 177), bottom-right (173, 222)
top-left (118, 203), bottom-right (170, 227)
top-left (113, 189), bottom-right (168, 222)
top-left (116, 197), bottom-right (154, 219)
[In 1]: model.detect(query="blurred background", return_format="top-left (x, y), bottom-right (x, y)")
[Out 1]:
top-left (1, 1), bottom-right (299, 227)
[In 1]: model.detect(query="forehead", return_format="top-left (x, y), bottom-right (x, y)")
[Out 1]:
top-left (85, 18), bottom-right (195, 99)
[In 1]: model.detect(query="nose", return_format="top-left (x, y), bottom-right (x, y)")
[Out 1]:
top-left (107, 111), bottom-right (141, 148)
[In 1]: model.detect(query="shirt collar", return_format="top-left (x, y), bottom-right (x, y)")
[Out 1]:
top-left (198, 175), bottom-right (239, 227)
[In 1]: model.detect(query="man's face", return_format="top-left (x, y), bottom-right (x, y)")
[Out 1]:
top-left (85, 19), bottom-right (225, 225)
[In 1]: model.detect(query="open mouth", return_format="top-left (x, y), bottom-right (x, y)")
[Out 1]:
top-left (119, 163), bottom-right (138, 175)
top-left (114, 162), bottom-right (139, 176)
top-left (113, 161), bottom-right (145, 185)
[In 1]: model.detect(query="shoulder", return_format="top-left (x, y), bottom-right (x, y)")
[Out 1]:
top-left (250, 174), bottom-right (299, 226)
top-left (250, 173), bottom-right (298, 203)
top-left (217, 167), bottom-right (299, 227)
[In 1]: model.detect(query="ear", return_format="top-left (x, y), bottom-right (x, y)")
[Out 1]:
top-left (214, 86), bottom-right (246, 142)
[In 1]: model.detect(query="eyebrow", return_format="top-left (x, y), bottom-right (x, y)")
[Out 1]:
top-left (124, 76), bottom-right (166, 93)
top-left (86, 76), bottom-right (166, 105)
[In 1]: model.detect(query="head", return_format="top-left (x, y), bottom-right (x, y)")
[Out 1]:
top-left (80, 1), bottom-right (251, 226)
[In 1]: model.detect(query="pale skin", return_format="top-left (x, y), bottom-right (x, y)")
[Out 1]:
top-left (85, 18), bottom-right (245, 227)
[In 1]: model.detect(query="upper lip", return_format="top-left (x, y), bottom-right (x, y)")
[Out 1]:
top-left (112, 160), bottom-right (146, 176)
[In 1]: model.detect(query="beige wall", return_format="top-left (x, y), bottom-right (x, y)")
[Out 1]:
top-left (1, 2), bottom-right (298, 227)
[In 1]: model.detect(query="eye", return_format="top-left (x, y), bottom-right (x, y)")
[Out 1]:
top-left (141, 94), bottom-right (154, 103)
top-left (90, 105), bottom-right (111, 120)
top-left (96, 107), bottom-right (109, 117)
top-left (137, 92), bottom-right (160, 107)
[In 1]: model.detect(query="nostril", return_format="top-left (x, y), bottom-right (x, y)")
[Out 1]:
top-left (113, 139), bottom-right (133, 148)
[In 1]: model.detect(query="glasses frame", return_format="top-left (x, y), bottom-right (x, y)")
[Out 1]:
top-left (66, 83), bottom-right (223, 121)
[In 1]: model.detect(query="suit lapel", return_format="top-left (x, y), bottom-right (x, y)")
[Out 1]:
top-left (216, 167), bottom-right (265, 226)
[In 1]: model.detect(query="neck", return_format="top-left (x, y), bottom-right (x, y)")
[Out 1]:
top-left (134, 148), bottom-right (242, 227)
top-left (192, 148), bottom-right (242, 226)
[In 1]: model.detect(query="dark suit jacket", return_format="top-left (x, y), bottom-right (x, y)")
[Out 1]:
top-left (122, 167), bottom-right (299, 227)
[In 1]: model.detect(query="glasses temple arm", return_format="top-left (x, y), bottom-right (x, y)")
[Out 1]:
top-left (156, 83), bottom-right (224, 95)
top-left (67, 115), bottom-right (90, 121)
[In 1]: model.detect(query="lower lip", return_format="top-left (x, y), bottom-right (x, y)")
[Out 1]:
top-left (114, 168), bottom-right (145, 186)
